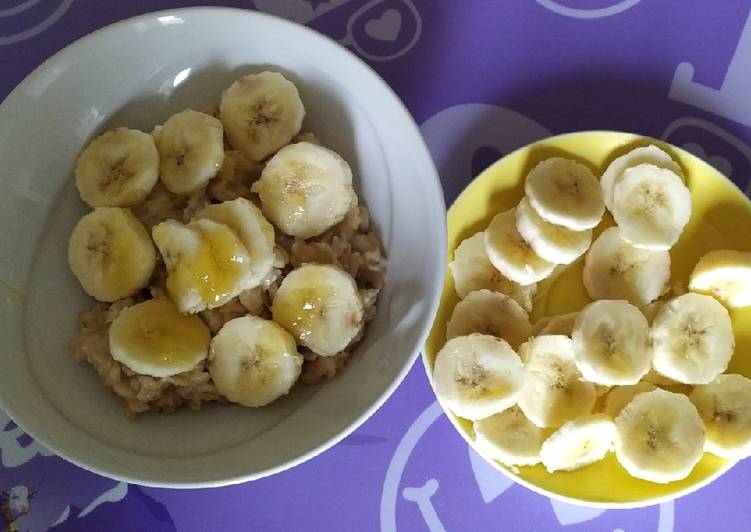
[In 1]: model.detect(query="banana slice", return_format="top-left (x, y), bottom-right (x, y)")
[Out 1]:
top-left (651, 293), bottom-right (735, 384)
top-left (601, 145), bottom-right (682, 211)
top-left (75, 127), bottom-right (159, 207)
top-left (220, 71), bottom-right (305, 162)
top-left (524, 157), bottom-right (604, 230)
top-left (690, 374), bottom-right (751, 459)
top-left (152, 218), bottom-right (254, 313)
top-left (603, 382), bottom-right (657, 418)
top-left (251, 142), bottom-right (357, 239)
top-left (614, 389), bottom-right (705, 483)
top-left (515, 196), bottom-right (592, 264)
top-left (196, 198), bottom-right (275, 289)
top-left (450, 231), bottom-right (537, 311)
top-left (209, 315), bottom-right (303, 407)
top-left (485, 209), bottom-right (556, 285)
top-left (538, 312), bottom-right (579, 336)
top-left (153, 109), bottom-right (224, 195)
top-left (109, 298), bottom-right (211, 378)
top-left (612, 163), bottom-right (692, 251)
top-left (571, 300), bottom-right (651, 385)
top-left (473, 406), bottom-right (544, 466)
top-left (583, 226), bottom-right (671, 306)
top-left (689, 249), bottom-right (751, 308)
top-left (432, 333), bottom-right (524, 420)
top-left (539, 414), bottom-right (616, 472)
top-left (517, 335), bottom-right (596, 428)
top-left (68, 207), bottom-right (156, 302)
top-left (446, 289), bottom-right (532, 349)
top-left (272, 264), bottom-right (364, 356)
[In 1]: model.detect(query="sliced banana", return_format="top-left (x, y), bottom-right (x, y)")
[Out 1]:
top-left (515, 196), bottom-right (592, 264)
top-left (473, 406), bottom-right (544, 466)
top-left (152, 218), bottom-right (254, 313)
top-left (651, 293), bottom-right (735, 384)
top-left (539, 414), bottom-right (616, 472)
top-left (450, 231), bottom-right (537, 311)
top-left (524, 157), bottom-right (604, 230)
top-left (538, 312), bottom-right (579, 336)
top-left (690, 374), bottom-right (751, 459)
top-left (432, 333), bottom-right (524, 420)
top-left (68, 207), bottom-right (156, 302)
top-left (603, 382), bottom-right (657, 418)
top-left (153, 109), bottom-right (224, 195)
top-left (196, 198), bottom-right (275, 289)
top-left (601, 145), bottom-right (683, 211)
top-left (446, 289), bottom-right (532, 349)
top-left (583, 226), bottom-right (671, 306)
top-left (614, 389), bottom-right (705, 483)
top-left (689, 249), bottom-right (751, 308)
top-left (612, 163), bottom-right (692, 251)
top-left (209, 315), bottom-right (303, 407)
top-left (484, 209), bottom-right (556, 285)
top-left (75, 127), bottom-right (159, 207)
top-left (272, 264), bottom-right (363, 356)
top-left (109, 298), bottom-right (211, 378)
top-left (517, 335), bottom-right (596, 428)
top-left (251, 142), bottom-right (357, 238)
top-left (219, 71), bottom-right (305, 162)
top-left (571, 300), bottom-right (651, 385)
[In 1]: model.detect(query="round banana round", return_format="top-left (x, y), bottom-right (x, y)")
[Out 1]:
top-left (154, 109), bottom-right (225, 195)
top-left (484, 209), bottom-right (556, 285)
top-left (689, 249), bottom-right (751, 308)
top-left (572, 299), bottom-right (651, 385)
top-left (109, 298), bottom-right (211, 378)
top-left (583, 226), bottom-right (671, 306)
top-left (517, 335), bottom-right (596, 428)
top-left (220, 71), bottom-right (305, 162)
top-left (690, 374), bottom-right (751, 459)
top-left (68, 207), bottom-right (156, 302)
top-left (612, 163), bottom-right (692, 251)
top-left (209, 315), bottom-right (303, 407)
top-left (272, 264), bottom-right (364, 356)
top-left (539, 414), bottom-right (616, 473)
top-left (473, 406), bottom-right (544, 466)
top-left (152, 218), bottom-right (254, 314)
top-left (450, 231), bottom-right (537, 312)
top-left (196, 198), bottom-right (275, 290)
top-left (75, 127), bottom-right (159, 207)
top-left (601, 145), bottom-right (683, 212)
top-left (603, 382), bottom-right (657, 418)
top-left (432, 333), bottom-right (524, 421)
top-left (614, 389), bottom-right (705, 483)
top-left (445, 289), bottom-right (532, 349)
top-left (651, 293), bottom-right (735, 384)
top-left (252, 142), bottom-right (357, 239)
top-left (515, 196), bottom-right (592, 264)
top-left (524, 157), bottom-right (604, 230)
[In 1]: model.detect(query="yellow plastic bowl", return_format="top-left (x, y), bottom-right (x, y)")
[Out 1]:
top-left (423, 131), bottom-right (751, 508)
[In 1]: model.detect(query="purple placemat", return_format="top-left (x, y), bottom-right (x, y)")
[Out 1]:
top-left (3, 1), bottom-right (751, 530)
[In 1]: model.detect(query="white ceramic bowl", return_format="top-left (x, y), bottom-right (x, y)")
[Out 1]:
top-left (0, 8), bottom-right (445, 487)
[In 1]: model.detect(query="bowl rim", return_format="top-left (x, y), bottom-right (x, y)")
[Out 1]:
top-left (0, 6), bottom-right (447, 488)
top-left (421, 129), bottom-right (745, 509)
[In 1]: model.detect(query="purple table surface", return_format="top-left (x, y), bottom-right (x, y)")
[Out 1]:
top-left (3, 1), bottom-right (751, 530)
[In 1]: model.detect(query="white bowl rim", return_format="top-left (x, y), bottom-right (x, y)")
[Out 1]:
top-left (0, 6), bottom-right (447, 488)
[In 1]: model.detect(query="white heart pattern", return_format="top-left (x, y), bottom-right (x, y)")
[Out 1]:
top-left (364, 8), bottom-right (402, 41)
